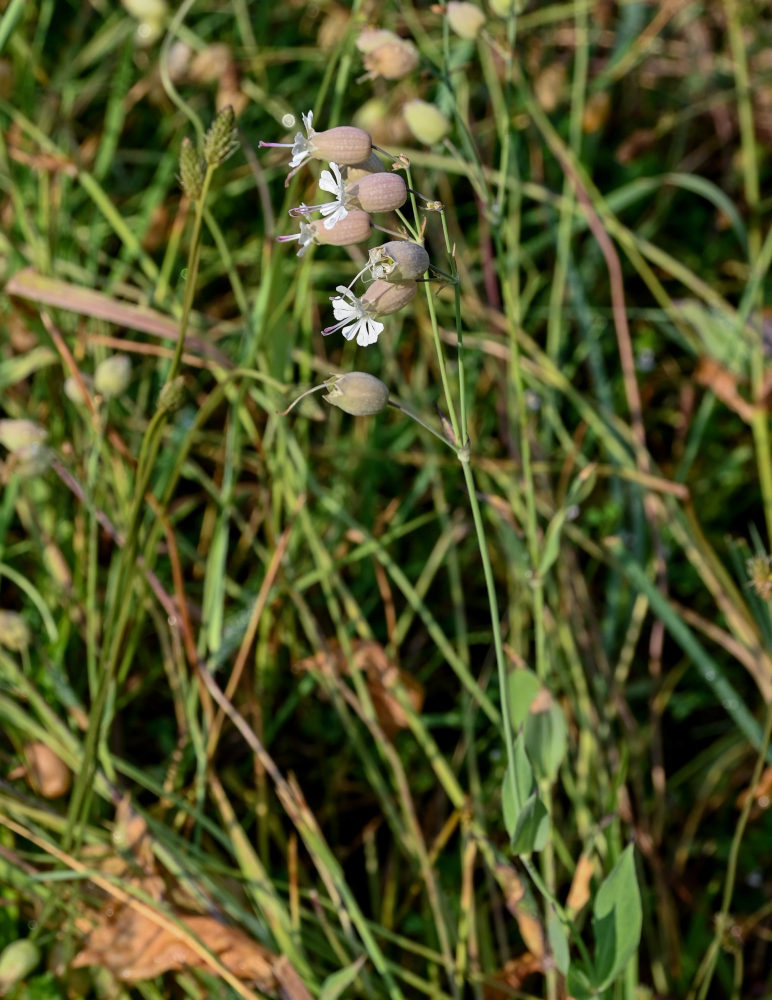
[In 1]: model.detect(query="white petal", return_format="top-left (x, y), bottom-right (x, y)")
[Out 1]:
top-left (322, 204), bottom-right (348, 229)
top-left (302, 110), bottom-right (314, 134)
top-left (341, 320), bottom-right (361, 341)
top-left (357, 318), bottom-right (384, 346)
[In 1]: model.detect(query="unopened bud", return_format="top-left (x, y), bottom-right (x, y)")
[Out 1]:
top-left (6, 443), bottom-right (51, 479)
top-left (157, 376), bottom-right (187, 414)
top-left (362, 279), bottom-right (417, 316)
top-left (355, 28), bottom-right (399, 53)
top-left (362, 37), bottom-right (419, 80)
top-left (0, 610), bottom-right (30, 652)
top-left (64, 373), bottom-right (93, 405)
top-left (447, 2), bottom-right (486, 39)
top-left (23, 742), bottom-right (71, 798)
top-left (346, 172), bottom-right (407, 214)
top-left (323, 372), bottom-right (390, 416)
top-left (94, 354), bottom-right (131, 399)
top-left (179, 136), bottom-right (206, 198)
top-left (403, 100), bottom-right (450, 145)
top-left (369, 241), bottom-right (430, 282)
top-left (0, 939), bottom-right (40, 993)
top-left (0, 419), bottom-right (47, 452)
top-left (203, 105), bottom-right (239, 166)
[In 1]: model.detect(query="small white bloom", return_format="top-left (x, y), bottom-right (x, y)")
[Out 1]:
top-left (276, 220), bottom-right (316, 256)
top-left (323, 285), bottom-right (384, 347)
top-left (317, 162), bottom-right (348, 229)
top-left (287, 109), bottom-right (316, 168)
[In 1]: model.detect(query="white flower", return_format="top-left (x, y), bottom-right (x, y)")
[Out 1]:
top-left (288, 109), bottom-right (316, 168)
top-left (322, 285), bottom-right (384, 347)
top-left (317, 162), bottom-right (348, 229)
top-left (276, 220), bottom-right (316, 256)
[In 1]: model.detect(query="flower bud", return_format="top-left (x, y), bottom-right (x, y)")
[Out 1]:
top-left (308, 126), bottom-right (372, 166)
top-left (7, 443), bottom-right (51, 479)
top-left (64, 373), bottom-right (93, 405)
top-left (342, 152), bottom-right (386, 183)
top-left (355, 28), bottom-right (399, 53)
top-left (23, 742), bottom-right (71, 798)
top-left (0, 610), bottom-right (30, 652)
top-left (0, 940), bottom-right (40, 993)
top-left (534, 62), bottom-right (566, 113)
top-left (0, 419), bottom-right (47, 452)
top-left (94, 354), bottom-right (131, 399)
top-left (447, 2), bottom-right (486, 39)
top-left (203, 105), bottom-right (239, 166)
top-left (362, 37), bottom-right (419, 80)
top-left (369, 241), bottom-right (430, 281)
top-left (346, 172), bottom-right (407, 214)
top-left (157, 376), bottom-right (187, 414)
top-left (323, 372), bottom-right (390, 416)
top-left (362, 279), bottom-right (417, 316)
top-left (403, 100), bottom-right (450, 145)
top-left (179, 136), bottom-right (206, 199)
top-left (488, 0), bottom-right (517, 15)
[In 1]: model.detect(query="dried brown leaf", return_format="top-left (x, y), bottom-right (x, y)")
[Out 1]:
top-left (294, 640), bottom-right (424, 736)
top-left (566, 853), bottom-right (594, 914)
top-left (73, 903), bottom-right (279, 990)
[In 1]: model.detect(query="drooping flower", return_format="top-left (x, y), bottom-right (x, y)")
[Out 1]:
top-left (277, 211), bottom-right (372, 257)
top-left (324, 286), bottom-right (385, 347)
top-left (323, 279), bottom-right (417, 347)
top-left (259, 110), bottom-right (372, 173)
top-left (289, 161), bottom-right (349, 230)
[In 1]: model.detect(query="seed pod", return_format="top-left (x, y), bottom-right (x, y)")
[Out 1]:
top-left (346, 172), bottom-right (406, 214)
top-left (0, 419), bottom-right (47, 452)
top-left (0, 940), bottom-right (40, 993)
top-left (362, 279), bottom-right (417, 316)
top-left (447, 1), bottom-right (486, 39)
top-left (370, 241), bottom-right (430, 282)
top-left (323, 372), bottom-right (390, 416)
top-left (342, 151), bottom-right (386, 183)
top-left (313, 210), bottom-right (372, 247)
top-left (310, 126), bottom-right (372, 165)
top-left (94, 354), bottom-right (132, 399)
top-left (363, 38), bottom-right (419, 80)
top-left (0, 610), bottom-right (30, 652)
top-left (23, 742), bottom-right (71, 798)
top-left (355, 27), bottom-right (399, 53)
top-left (403, 100), bottom-right (450, 145)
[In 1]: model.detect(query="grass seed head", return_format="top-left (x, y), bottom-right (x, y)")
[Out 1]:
top-left (203, 105), bottom-right (239, 166)
top-left (179, 136), bottom-right (205, 198)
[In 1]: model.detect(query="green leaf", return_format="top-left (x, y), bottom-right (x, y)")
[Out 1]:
top-left (502, 735), bottom-right (535, 841)
top-left (538, 508), bottom-right (568, 577)
top-left (507, 668), bottom-right (540, 730)
top-left (524, 698), bottom-right (567, 783)
top-left (318, 957), bottom-right (366, 1000)
top-left (547, 911), bottom-right (570, 976)
top-left (593, 845), bottom-right (642, 989)
top-left (511, 792), bottom-right (549, 854)
top-left (565, 964), bottom-right (595, 1000)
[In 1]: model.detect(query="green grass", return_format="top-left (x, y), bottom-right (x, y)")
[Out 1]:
top-left (1, 1), bottom-right (772, 998)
